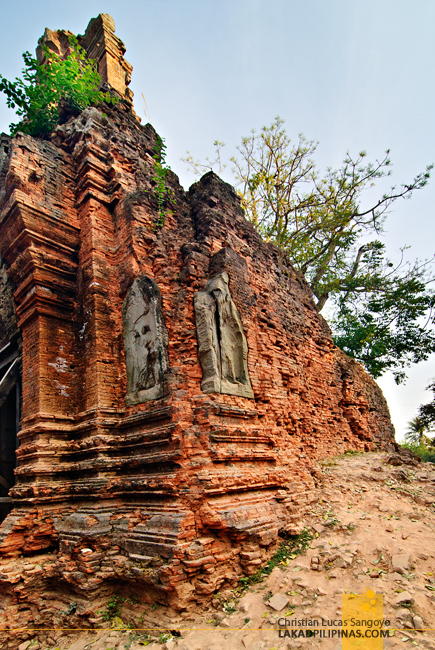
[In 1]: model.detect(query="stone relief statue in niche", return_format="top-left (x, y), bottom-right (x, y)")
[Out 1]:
top-left (122, 277), bottom-right (168, 405)
top-left (194, 272), bottom-right (254, 398)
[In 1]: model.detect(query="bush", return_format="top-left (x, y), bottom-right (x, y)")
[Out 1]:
top-left (400, 441), bottom-right (435, 463)
top-left (0, 36), bottom-right (116, 137)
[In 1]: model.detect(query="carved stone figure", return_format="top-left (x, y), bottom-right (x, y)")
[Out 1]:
top-left (194, 272), bottom-right (254, 398)
top-left (122, 277), bottom-right (168, 404)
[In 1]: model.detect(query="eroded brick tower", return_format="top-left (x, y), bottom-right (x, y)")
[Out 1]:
top-left (0, 14), bottom-right (395, 630)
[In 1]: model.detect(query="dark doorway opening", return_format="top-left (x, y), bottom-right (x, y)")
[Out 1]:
top-left (0, 339), bottom-right (21, 523)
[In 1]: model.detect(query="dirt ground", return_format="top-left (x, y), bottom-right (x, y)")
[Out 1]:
top-left (11, 451), bottom-right (435, 650)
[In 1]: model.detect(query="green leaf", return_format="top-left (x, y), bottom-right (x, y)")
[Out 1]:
top-left (0, 36), bottom-right (118, 137)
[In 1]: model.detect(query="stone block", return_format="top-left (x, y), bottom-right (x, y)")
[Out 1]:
top-left (413, 615), bottom-right (424, 630)
top-left (393, 591), bottom-right (414, 605)
top-left (268, 593), bottom-right (289, 611)
top-left (392, 554), bottom-right (410, 574)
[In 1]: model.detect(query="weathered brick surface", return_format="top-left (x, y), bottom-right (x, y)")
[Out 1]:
top-left (0, 15), bottom-right (396, 634)
top-left (0, 134), bottom-right (17, 350)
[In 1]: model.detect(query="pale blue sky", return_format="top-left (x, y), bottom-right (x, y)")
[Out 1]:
top-left (1, 0), bottom-right (434, 440)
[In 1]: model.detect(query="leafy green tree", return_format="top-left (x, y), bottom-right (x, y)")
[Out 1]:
top-left (405, 416), bottom-right (431, 445)
top-left (184, 117), bottom-right (434, 383)
top-left (0, 36), bottom-right (115, 138)
top-left (418, 381), bottom-right (435, 434)
top-left (331, 262), bottom-right (435, 382)
top-left (403, 407), bottom-right (435, 463)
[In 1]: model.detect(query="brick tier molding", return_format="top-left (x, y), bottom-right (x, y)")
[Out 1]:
top-left (0, 15), bottom-right (395, 631)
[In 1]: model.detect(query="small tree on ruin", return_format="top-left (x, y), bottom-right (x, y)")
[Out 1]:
top-left (0, 36), bottom-right (116, 138)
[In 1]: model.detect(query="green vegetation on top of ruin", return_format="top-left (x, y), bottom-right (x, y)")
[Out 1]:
top-left (0, 36), bottom-right (116, 137)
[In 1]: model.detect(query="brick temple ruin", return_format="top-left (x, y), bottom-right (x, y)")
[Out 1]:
top-left (0, 14), bottom-right (395, 632)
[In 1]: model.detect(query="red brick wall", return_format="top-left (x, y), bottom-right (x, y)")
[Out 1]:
top-left (0, 102), bottom-right (395, 623)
